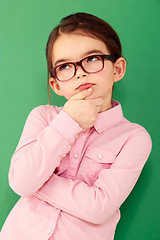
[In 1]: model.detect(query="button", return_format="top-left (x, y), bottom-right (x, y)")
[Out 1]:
top-left (74, 153), bottom-right (79, 158)
top-left (62, 153), bottom-right (66, 157)
top-left (75, 134), bottom-right (78, 139)
top-left (47, 229), bottom-right (52, 234)
top-left (98, 154), bottom-right (103, 159)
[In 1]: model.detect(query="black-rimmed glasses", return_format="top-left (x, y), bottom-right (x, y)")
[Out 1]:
top-left (51, 54), bottom-right (117, 82)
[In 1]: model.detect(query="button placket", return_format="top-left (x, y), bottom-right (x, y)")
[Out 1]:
top-left (74, 153), bottom-right (79, 158)
top-left (68, 129), bottom-right (91, 178)
top-left (47, 209), bottom-right (61, 237)
top-left (98, 154), bottom-right (103, 159)
top-left (47, 229), bottom-right (52, 235)
top-left (75, 134), bottom-right (78, 139)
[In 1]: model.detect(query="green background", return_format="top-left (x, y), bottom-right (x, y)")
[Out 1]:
top-left (0, 0), bottom-right (160, 239)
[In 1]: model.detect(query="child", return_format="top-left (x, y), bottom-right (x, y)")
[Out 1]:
top-left (0, 12), bottom-right (152, 240)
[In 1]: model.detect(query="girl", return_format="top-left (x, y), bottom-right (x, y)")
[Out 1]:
top-left (0, 12), bottom-right (152, 240)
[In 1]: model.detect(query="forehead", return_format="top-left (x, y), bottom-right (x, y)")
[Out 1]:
top-left (52, 33), bottom-right (109, 65)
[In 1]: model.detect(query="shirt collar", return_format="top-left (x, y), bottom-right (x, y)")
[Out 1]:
top-left (94, 100), bottom-right (124, 133)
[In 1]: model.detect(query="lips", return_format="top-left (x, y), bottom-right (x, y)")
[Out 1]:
top-left (76, 83), bottom-right (95, 91)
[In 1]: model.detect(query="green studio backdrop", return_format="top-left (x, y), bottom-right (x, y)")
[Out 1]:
top-left (0, 0), bottom-right (160, 239)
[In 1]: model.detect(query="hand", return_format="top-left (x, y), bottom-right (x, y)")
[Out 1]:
top-left (63, 88), bottom-right (103, 129)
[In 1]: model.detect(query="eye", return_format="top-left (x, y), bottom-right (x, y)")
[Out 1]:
top-left (87, 55), bottom-right (101, 63)
top-left (58, 63), bottom-right (71, 71)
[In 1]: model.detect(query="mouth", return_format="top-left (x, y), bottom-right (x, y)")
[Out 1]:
top-left (76, 83), bottom-right (95, 91)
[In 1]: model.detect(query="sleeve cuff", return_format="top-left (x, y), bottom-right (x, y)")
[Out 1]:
top-left (50, 110), bottom-right (83, 144)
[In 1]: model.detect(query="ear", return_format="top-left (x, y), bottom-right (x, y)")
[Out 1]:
top-left (113, 57), bottom-right (126, 83)
top-left (49, 78), bottom-right (64, 96)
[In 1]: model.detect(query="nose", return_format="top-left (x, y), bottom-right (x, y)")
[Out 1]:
top-left (75, 65), bottom-right (87, 79)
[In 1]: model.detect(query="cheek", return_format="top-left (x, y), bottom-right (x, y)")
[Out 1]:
top-left (94, 69), bottom-right (113, 85)
top-left (58, 83), bottom-right (74, 100)
top-left (103, 63), bottom-right (115, 77)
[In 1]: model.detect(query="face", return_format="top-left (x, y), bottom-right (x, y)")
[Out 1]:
top-left (50, 32), bottom-right (126, 111)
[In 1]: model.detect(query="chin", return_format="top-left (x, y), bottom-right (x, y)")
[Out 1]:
top-left (66, 93), bottom-right (75, 100)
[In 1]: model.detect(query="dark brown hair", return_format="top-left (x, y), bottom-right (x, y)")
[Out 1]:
top-left (46, 12), bottom-right (122, 103)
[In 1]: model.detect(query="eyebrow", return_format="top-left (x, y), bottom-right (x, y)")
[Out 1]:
top-left (54, 49), bottom-right (104, 66)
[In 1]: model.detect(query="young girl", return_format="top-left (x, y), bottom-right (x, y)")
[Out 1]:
top-left (0, 12), bottom-right (152, 240)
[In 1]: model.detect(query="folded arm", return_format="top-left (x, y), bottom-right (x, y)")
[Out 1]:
top-left (35, 128), bottom-right (152, 224)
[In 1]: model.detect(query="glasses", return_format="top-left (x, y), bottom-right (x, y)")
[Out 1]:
top-left (51, 54), bottom-right (117, 82)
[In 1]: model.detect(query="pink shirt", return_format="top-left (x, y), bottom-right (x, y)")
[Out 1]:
top-left (0, 100), bottom-right (152, 240)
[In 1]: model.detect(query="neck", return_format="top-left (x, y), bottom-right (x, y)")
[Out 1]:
top-left (99, 95), bottom-right (113, 112)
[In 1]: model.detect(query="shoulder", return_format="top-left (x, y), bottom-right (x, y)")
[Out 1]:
top-left (110, 100), bottom-right (151, 143)
top-left (124, 118), bottom-right (151, 138)
top-left (29, 104), bottom-right (62, 114)
top-left (105, 115), bottom-right (152, 155)
top-left (120, 118), bottom-right (152, 152)
top-left (27, 105), bottom-right (63, 125)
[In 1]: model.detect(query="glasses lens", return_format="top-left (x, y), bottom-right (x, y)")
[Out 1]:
top-left (82, 55), bottom-right (103, 73)
top-left (56, 63), bottom-right (75, 81)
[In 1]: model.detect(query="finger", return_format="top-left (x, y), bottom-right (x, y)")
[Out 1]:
top-left (71, 88), bottom-right (93, 101)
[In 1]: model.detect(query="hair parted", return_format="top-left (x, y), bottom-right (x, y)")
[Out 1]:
top-left (46, 12), bottom-right (122, 103)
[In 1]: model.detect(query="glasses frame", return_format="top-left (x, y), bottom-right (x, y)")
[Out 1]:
top-left (51, 54), bottom-right (117, 82)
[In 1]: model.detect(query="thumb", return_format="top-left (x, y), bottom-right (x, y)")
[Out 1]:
top-left (71, 88), bottom-right (93, 101)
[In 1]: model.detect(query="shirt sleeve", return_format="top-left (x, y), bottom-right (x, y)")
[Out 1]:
top-left (9, 105), bottom-right (82, 197)
top-left (35, 128), bottom-right (152, 224)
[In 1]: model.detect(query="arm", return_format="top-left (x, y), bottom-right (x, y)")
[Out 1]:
top-left (35, 128), bottom-right (152, 224)
top-left (9, 105), bottom-right (82, 197)
top-left (9, 88), bottom-right (102, 197)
